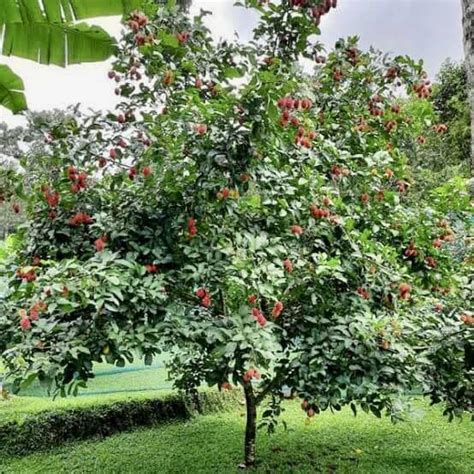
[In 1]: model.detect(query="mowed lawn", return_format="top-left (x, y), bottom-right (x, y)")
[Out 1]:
top-left (0, 356), bottom-right (172, 424)
top-left (1, 399), bottom-right (472, 474)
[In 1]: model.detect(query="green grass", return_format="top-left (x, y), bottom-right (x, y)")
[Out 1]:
top-left (0, 399), bottom-right (472, 474)
top-left (0, 357), bottom-right (173, 424)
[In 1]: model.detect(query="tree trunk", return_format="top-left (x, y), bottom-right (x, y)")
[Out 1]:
top-left (241, 382), bottom-right (257, 468)
top-left (461, 0), bottom-right (474, 176)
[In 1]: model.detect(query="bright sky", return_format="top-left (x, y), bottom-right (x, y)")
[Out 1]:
top-left (0, 0), bottom-right (464, 127)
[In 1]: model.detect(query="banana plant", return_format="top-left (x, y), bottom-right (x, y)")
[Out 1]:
top-left (0, 0), bottom-right (142, 113)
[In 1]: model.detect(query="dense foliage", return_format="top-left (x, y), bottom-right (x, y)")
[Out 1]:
top-left (0, 0), bottom-right (472, 466)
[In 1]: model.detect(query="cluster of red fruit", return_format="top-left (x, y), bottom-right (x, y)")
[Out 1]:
top-left (331, 164), bottom-right (350, 179)
top-left (127, 11), bottom-right (153, 46)
top-left (69, 212), bottom-right (93, 226)
top-left (42, 187), bottom-right (60, 208)
top-left (384, 120), bottom-right (397, 133)
top-left (294, 127), bottom-right (317, 148)
top-left (300, 400), bottom-right (317, 417)
top-left (16, 267), bottom-right (36, 283)
top-left (310, 196), bottom-right (337, 220)
top-left (67, 166), bottom-right (88, 193)
top-left (19, 301), bottom-right (47, 331)
top-left (369, 95), bottom-right (384, 117)
top-left (188, 217), bottom-right (198, 238)
top-left (437, 219), bottom-right (455, 242)
top-left (413, 78), bottom-right (432, 99)
top-left (277, 96), bottom-right (313, 136)
top-left (196, 288), bottom-right (211, 307)
top-left (432, 123), bottom-right (448, 134)
top-left (290, 0), bottom-right (338, 26)
top-left (345, 47), bottom-right (359, 66)
top-left (242, 368), bottom-right (261, 383)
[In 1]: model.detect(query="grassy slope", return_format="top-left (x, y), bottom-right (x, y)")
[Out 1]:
top-left (0, 357), bottom-right (173, 424)
top-left (1, 399), bottom-right (472, 474)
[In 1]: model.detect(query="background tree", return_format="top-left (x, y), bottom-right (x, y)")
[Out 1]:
top-left (461, 0), bottom-right (474, 174)
top-left (0, 0), bottom-right (472, 468)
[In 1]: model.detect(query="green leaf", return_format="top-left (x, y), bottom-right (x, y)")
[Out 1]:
top-left (0, 0), bottom-right (142, 67)
top-left (1, 22), bottom-right (115, 67)
top-left (0, 65), bottom-right (26, 113)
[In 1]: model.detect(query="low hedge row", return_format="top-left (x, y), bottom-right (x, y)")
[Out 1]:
top-left (0, 390), bottom-right (242, 456)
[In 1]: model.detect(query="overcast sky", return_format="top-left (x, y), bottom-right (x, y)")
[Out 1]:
top-left (0, 0), bottom-right (464, 127)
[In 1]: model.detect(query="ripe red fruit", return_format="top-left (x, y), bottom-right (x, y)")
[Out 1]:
top-left (20, 317), bottom-right (31, 331)
top-left (291, 225), bottom-right (303, 236)
top-left (176, 32), bottom-right (189, 43)
top-left (145, 264), bottom-right (158, 274)
top-left (195, 77), bottom-right (203, 89)
top-left (356, 287), bottom-right (370, 300)
top-left (194, 124), bottom-right (208, 136)
top-left (432, 238), bottom-right (443, 249)
top-left (142, 166), bottom-right (152, 177)
top-left (196, 288), bottom-right (207, 299)
top-left (128, 167), bottom-right (137, 180)
top-left (94, 236), bottom-right (107, 252)
top-left (391, 104), bottom-right (401, 114)
top-left (283, 258), bottom-right (294, 273)
top-left (217, 187), bottom-right (230, 200)
top-left (109, 148), bottom-right (118, 159)
top-left (43, 189), bottom-right (60, 208)
top-left (188, 217), bottom-right (198, 238)
top-left (251, 308), bottom-right (267, 327)
top-left (29, 307), bottom-right (39, 321)
top-left (69, 212), bottom-right (93, 226)
top-left (271, 301), bottom-right (284, 318)
top-left (460, 314), bottom-right (474, 326)
top-left (117, 114), bottom-right (126, 124)
top-left (360, 193), bottom-right (370, 204)
top-left (247, 294), bottom-right (257, 305)
top-left (399, 283), bottom-right (411, 300)
top-left (201, 294), bottom-right (211, 308)
top-left (243, 368), bottom-right (260, 383)
top-left (425, 256), bottom-right (437, 268)
top-left (108, 71), bottom-right (116, 79)
top-left (404, 241), bottom-right (418, 258)
top-left (163, 70), bottom-right (174, 86)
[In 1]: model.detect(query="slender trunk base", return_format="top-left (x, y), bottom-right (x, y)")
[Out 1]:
top-left (240, 382), bottom-right (257, 469)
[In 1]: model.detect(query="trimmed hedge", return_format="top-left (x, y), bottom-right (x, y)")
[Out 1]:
top-left (0, 390), bottom-right (242, 456)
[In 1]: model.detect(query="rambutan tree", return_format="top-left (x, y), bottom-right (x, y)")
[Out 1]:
top-left (1, 0), bottom-right (472, 467)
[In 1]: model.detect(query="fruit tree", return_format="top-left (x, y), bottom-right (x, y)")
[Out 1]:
top-left (0, 0), bottom-right (472, 467)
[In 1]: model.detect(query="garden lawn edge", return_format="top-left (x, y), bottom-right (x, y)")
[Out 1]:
top-left (0, 389), bottom-right (242, 456)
